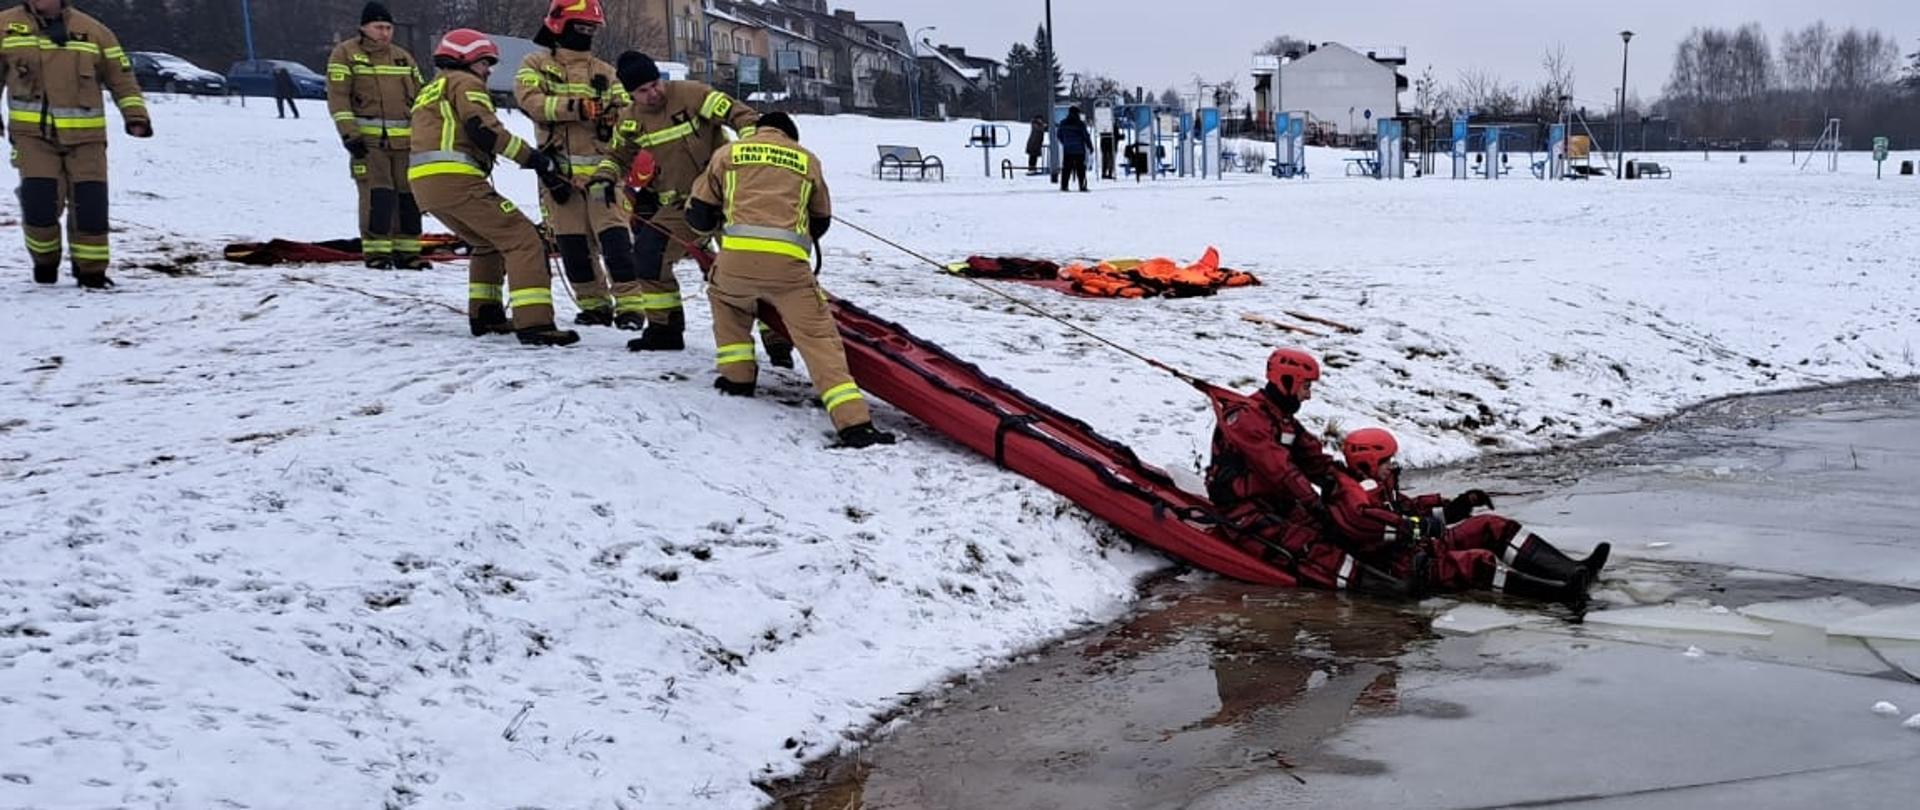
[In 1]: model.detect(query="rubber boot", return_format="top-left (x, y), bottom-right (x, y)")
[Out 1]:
top-left (613, 312), bottom-right (647, 331)
top-left (1496, 566), bottom-right (1589, 609)
top-left (1579, 543), bottom-right (1612, 578)
top-left (33, 263), bottom-right (59, 285)
top-left (76, 274), bottom-right (115, 290)
top-left (713, 376), bottom-right (756, 397)
top-left (515, 324), bottom-right (581, 347)
top-left (1346, 553), bottom-right (1426, 600)
top-left (469, 303), bottom-right (513, 337)
top-left (364, 256), bottom-right (394, 270)
top-left (1512, 535), bottom-right (1597, 590)
top-left (626, 324), bottom-right (685, 352)
top-left (836, 422), bottom-right (897, 449)
top-left (575, 306), bottom-right (615, 327)
top-left (765, 338), bottom-right (796, 369)
top-left (397, 256), bottom-right (433, 271)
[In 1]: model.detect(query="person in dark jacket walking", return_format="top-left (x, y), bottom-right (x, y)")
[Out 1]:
top-left (273, 67), bottom-right (300, 119)
top-left (1056, 106), bottom-right (1091, 192)
top-left (1025, 115), bottom-right (1046, 173)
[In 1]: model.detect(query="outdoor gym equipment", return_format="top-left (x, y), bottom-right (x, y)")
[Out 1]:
top-left (1273, 111), bottom-right (1307, 178)
top-left (968, 123), bottom-right (1012, 179)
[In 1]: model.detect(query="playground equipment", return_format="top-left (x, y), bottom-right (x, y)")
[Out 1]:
top-left (1273, 111), bottom-right (1307, 178)
top-left (1194, 107), bottom-right (1222, 179)
top-left (1374, 118), bottom-right (1406, 179)
top-left (1799, 118), bottom-right (1842, 173)
top-left (967, 123), bottom-right (1012, 179)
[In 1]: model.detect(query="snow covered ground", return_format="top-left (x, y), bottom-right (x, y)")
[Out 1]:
top-left (3, 93), bottom-right (1919, 808)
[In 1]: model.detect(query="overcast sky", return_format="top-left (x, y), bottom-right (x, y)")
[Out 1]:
top-left (877, 0), bottom-right (1918, 108)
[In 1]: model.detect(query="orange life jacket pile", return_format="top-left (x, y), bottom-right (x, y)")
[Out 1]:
top-left (953, 248), bottom-right (1259, 299)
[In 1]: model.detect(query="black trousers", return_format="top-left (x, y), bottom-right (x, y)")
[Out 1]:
top-left (1059, 154), bottom-right (1088, 191)
top-left (276, 96), bottom-right (299, 118)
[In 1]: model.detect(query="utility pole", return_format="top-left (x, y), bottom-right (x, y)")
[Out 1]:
top-left (241, 0), bottom-right (257, 62)
top-left (1617, 30), bottom-right (1633, 180)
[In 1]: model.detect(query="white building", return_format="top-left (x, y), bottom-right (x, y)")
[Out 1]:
top-left (1253, 42), bottom-right (1407, 136)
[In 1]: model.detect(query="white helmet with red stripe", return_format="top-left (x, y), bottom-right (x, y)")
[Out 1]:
top-left (433, 29), bottom-right (500, 67)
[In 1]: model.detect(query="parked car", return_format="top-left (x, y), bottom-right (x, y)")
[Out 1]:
top-left (226, 60), bottom-right (325, 99)
top-left (130, 51), bottom-right (227, 95)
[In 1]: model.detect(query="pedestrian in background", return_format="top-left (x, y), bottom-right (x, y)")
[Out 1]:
top-left (273, 66), bottom-right (299, 119)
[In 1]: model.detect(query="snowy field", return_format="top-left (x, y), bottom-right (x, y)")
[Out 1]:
top-left (2, 93), bottom-right (1919, 809)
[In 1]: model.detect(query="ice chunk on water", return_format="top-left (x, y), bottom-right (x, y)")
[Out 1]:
top-left (1826, 603), bottom-right (1920, 643)
top-left (1432, 604), bottom-right (1539, 636)
top-left (1684, 646), bottom-right (1706, 659)
top-left (1584, 604), bottom-right (1775, 638)
top-left (1737, 596), bottom-right (1877, 630)
top-left (1906, 714), bottom-right (1920, 731)
top-left (1872, 701), bottom-right (1902, 716)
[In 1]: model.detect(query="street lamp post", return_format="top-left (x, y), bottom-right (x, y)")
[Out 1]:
top-left (911, 25), bottom-right (937, 119)
top-left (240, 0), bottom-right (256, 61)
top-left (1617, 30), bottom-right (1633, 179)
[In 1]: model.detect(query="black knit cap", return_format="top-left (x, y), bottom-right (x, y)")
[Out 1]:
top-left (757, 112), bottom-right (799, 141)
top-left (361, 2), bottom-right (394, 25)
top-left (616, 51), bottom-right (661, 91)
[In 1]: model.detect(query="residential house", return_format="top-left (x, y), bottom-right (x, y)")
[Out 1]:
top-left (714, 0), bottom-right (828, 102)
top-left (771, 2), bottom-right (912, 113)
top-left (1252, 42), bottom-right (1408, 135)
top-left (702, 4), bottom-right (769, 93)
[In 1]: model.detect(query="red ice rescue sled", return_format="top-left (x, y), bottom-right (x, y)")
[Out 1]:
top-left (776, 298), bottom-right (1300, 587)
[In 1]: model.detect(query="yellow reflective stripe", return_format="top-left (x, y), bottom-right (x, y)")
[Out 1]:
top-left (636, 121), bottom-right (695, 148)
top-left (103, 46), bottom-right (125, 58)
top-left (117, 97), bottom-right (146, 110)
top-left (723, 170), bottom-right (737, 223)
top-left (0, 37), bottom-right (100, 54)
top-left (715, 342), bottom-right (756, 366)
top-left (407, 163), bottom-right (486, 181)
top-left (576, 295), bottom-right (612, 310)
top-left (613, 294), bottom-right (648, 313)
top-left (353, 65), bottom-right (418, 76)
top-left (7, 110), bottom-right (107, 129)
top-left (362, 239), bottom-right (393, 254)
top-left (699, 91), bottom-right (732, 120)
top-left (503, 135), bottom-right (527, 162)
top-left (543, 97), bottom-right (558, 121)
top-left (737, 126), bottom-right (758, 138)
top-left (640, 292), bottom-right (682, 311)
top-left (333, 111), bottom-right (356, 122)
top-left (392, 238), bottom-right (422, 253)
top-left (464, 91), bottom-right (494, 110)
top-left (69, 243), bottom-right (111, 260)
top-left (508, 287), bottom-right (554, 307)
top-left (359, 125), bottom-right (412, 136)
top-left (596, 159), bottom-right (620, 177)
top-left (24, 234), bottom-right (61, 253)
top-left (821, 383), bottom-right (864, 412)
top-left (795, 180), bottom-right (812, 235)
top-left (328, 63), bottom-right (351, 81)
top-left (438, 100), bottom-right (456, 152)
top-left (720, 235), bottom-right (810, 261)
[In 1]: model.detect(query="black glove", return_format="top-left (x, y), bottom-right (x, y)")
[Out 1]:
top-left (631, 188), bottom-right (661, 220)
top-left (522, 149), bottom-right (553, 174)
top-left (1442, 490), bottom-right (1493, 523)
top-left (126, 120), bottom-right (153, 139)
top-left (540, 169), bottom-right (574, 205)
top-left (588, 180), bottom-right (615, 206)
top-left (343, 135), bottom-right (368, 158)
top-left (1406, 515), bottom-right (1444, 541)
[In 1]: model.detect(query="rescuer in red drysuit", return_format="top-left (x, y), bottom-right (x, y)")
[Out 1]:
top-left (1325, 427), bottom-right (1611, 606)
top-left (1204, 348), bottom-right (1403, 594)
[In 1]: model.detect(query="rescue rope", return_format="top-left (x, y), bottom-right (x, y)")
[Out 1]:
top-left (828, 215), bottom-right (1210, 390)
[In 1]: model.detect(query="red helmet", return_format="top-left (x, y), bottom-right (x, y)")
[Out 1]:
top-left (434, 29), bottom-right (500, 66)
top-left (1342, 428), bottom-right (1400, 481)
top-left (1265, 348), bottom-right (1321, 398)
top-left (544, 0), bottom-right (606, 35)
top-left (625, 150), bottom-right (658, 191)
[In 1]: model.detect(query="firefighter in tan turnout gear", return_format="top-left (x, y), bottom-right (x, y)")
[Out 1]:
top-left (326, 2), bottom-right (426, 270)
top-left (408, 28), bottom-right (578, 347)
top-left (2, 0), bottom-right (150, 288)
top-left (594, 51), bottom-right (760, 352)
top-left (686, 113), bottom-right (895, 449)
top-left (514, 0), bottom-right (643, 328)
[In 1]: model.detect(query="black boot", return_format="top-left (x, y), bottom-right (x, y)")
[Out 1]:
top-left (1496, 566), bottom-right (1589, 609)
top-left (626, 325), bottom-right (685, 352)
top-left (765, 339), bottom-right (796, 369)
top-left (613, 312), bottom-right (647, 332)
top-left (1579, 543), bottom-right (1612, 578)
top-left (33, 263), bottom-right (59, 285)
top-left (364, 256), bottom-right (394, 270)
top-left (574, 306), bottom-right (615, 327)
top-left (713, 376), bottom-right (755, 397)
top-left (76, 274), bottom-right (115, 290)
top-left (396, 255), bottom-right (432, 271)
top-left (469, 304), bottom-right (513, 337)
top-left (515, 324), bottom-right (581, 347)
top-left (1511, 535), bottom-right (1596, 591)
top-left (836, 422), bottom-right (897, 449)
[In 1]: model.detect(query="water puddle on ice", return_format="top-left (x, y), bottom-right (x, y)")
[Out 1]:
top-left (768, 380), bottom-right (1920, 809)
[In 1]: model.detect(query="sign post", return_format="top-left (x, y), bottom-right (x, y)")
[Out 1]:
top-left (1874, 137), bottom-right (1889, 179)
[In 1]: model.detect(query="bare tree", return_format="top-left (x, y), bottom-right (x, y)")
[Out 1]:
top-left (1158, 87), bottom-right (1183, 109)
top-left (1256, 35), bottom-right (1311, 58)
top-left (1454, 68), bottom-right (1522, 116)
top-left (1528, 45), bottom-right (1576, 119)
top-left (1831, 28), bottom-right (1900, 96)
top-left (1780, 22), bottom-right (1834, 92)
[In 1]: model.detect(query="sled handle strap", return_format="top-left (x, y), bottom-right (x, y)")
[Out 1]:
top-left (994, 413), bottom-right (1039, 468)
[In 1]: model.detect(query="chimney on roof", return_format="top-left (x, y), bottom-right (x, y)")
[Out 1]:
top-left (834, 9), bottom-right (855, 22)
